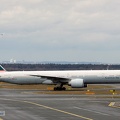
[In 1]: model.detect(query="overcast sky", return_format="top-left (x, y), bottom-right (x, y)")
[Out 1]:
top-left (0, 0), bottom-right (120, 63)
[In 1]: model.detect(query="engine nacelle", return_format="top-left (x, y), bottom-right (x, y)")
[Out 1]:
top-left (69, 79), bottom-right (87, 88)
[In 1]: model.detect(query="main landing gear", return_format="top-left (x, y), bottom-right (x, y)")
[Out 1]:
top-left (54, 87), bottom-right (66, 91)
top-left (54, 83), bottom-right (66, 91)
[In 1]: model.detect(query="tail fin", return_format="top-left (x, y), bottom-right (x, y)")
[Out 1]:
top-left (0, 65), bottom-right (6, 72)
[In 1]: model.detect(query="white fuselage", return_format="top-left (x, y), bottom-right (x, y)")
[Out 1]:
top-left (0, 70), bottom-right (120, 85)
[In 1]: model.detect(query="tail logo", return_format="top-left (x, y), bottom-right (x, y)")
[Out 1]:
top-left (0, 65), bottom-right (6, 72)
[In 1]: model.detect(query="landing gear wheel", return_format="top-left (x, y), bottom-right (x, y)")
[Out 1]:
top-left (54, 87), bottom-right (66, 91)
top-left (54, 87), bottom-right (57, 91)
top-left (62, 87), bottom-right (66, 91)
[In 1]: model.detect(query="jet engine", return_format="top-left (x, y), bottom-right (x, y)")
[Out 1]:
top-left (69, 79), bottom-right (87, 88)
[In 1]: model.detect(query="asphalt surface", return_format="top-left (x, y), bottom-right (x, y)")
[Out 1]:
top-left (0, 89), bottom-right (119, 120)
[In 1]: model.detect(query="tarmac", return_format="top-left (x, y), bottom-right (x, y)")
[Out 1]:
top-left (0, 89), bottom-right (120, 120)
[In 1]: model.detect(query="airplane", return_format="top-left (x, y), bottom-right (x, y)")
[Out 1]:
top-left (0, 65), bottom-right (120, 90)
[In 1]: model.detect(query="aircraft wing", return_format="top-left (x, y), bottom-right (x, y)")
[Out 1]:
top-left (30, 75), bottom-right (70, 83)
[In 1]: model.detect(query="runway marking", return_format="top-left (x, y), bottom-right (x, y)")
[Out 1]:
top-left (0, 98), bottom-right (93, 120)
top-left (74, 107), bottom-right (110, 116)
top-left (22, 101), bottom-right (93, 120)
top-left (109, 102), bottom-right (115, 107)
top-left (109, 102), bottom-right (120, 109)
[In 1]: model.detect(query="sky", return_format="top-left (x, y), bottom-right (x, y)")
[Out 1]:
top-left (0, 0), bottom-right (120, 63)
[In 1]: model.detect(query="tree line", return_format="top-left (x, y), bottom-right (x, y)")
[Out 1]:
top-left (1, 63), bottom-right (120, 71)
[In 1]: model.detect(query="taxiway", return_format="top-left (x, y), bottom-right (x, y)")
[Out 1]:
top-left (0, 89), bottom-right (119, 120)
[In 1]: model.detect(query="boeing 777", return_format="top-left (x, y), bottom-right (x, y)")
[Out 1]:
top-left (0, 65), bottom-right (120, 90)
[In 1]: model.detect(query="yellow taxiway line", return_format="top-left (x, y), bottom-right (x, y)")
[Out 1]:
top-left (0, 98), bottom-right (93, 120)
top-left (0, 118), bottom-right (3, 120)
top-left (23, 100), bottom-right (93, 120)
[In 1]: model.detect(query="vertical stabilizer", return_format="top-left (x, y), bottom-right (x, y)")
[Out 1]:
top-left (0, 65), bottom-right (6, 72)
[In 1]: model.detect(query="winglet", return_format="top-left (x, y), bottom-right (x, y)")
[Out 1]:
top-left (0, 65), bottom-right (6, 72)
